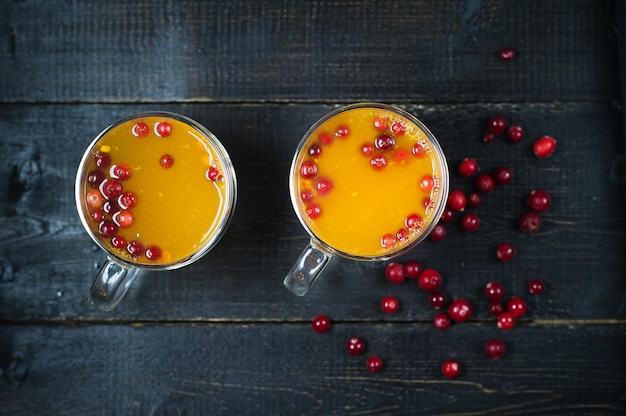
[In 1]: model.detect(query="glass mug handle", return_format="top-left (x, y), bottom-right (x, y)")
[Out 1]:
top-left (283, 241), bottom-right (331, 296)
top-left (89, 259), bottom-right (140, 311)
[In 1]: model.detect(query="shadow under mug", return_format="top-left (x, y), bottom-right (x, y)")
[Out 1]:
top-left (75, 112), bottom-right (237, 310)
top-left (283, 103), bottom-right (449, 296)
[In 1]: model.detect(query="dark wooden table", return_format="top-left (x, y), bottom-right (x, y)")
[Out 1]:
top-left (1, 1), bottom-right (625, 414)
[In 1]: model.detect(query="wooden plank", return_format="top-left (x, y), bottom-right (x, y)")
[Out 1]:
top-left (0, 323), bottom-right (624, 415)
top-left (0, 102), bottom-right (624, 321)
top-left (0, 0), bottom-right (618, 103)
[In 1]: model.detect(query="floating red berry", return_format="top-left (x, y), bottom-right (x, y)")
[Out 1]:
top-left (86, 189), bottom-right (104, 208)
top-left (118, 192), bottom-right (138, 210)
top-left (447, 190), bottom-right (466, 212)
top-left (206, 167), bottom-right (221, 182)
top-left (99, 179), bottom-right (123, 200)
top-left (441, 359), bottom-right (461, 378)
top-left (90, 208), bottom-right (105, 222)
top-left (308, 144), bottom-right (322, 157)
top-left (111, 235), bottom-right (126, 249)
top-left (410, 143), bottom-right (424, 157)
top-left (417, 269), bottom-right (442, 292)
top-left (300, 161), bottom-right (318, 179)
top-left (311, 315), bottom-right (331, 333)
top-left (429, 290), bottom-right (448, 309)
top-left (448, 299), bottom-right (472, 322)
top-left (405, 213), bottom-right (422, 230)
top-left (433, 312), bottom-right (451, 330)
top-left (492, 166), bottom-right (512, 186)
top-left (496, 242), bottom-right (516, 262)
top-left (507, 125), bottom-right (524, 142)
top-left (305, 203), bottom-right (321, 219)
top-left (98, 220), bottom-right (117, 238)
top-left (126, 240), bottom-right (144, 257)
top-left (381, 296), bottom-right (400, 314)
top-left (366, 356), bottom-right (383, 373)
top-left (160, 154), bottom-right (174, 168)
top-left (155, 121), bottom-right (173, 137)
top-left (460, 212), bottom-right (480, 231)
top-left (103, 200), bottom-right (120, 215)
top-left (374, 134), bottom-right (395, 151)
top-left (533, 135), bottom-right (557, 158)
top-left (300, 189), bottom-right (314, 203)
top-left (318, 132), bottom-right (333, 146)
top-left (113, 210), bottom-right (134, 228)
top-left (145, 245), bottom-right (162, 261)
top-left (499, 47), bottom-right (515, 62)
top-left (110, 163), bottom-right (132, 181)
top-left (487, 115), bottom-right (507, 135)
top-left (132, 122), bottom-right (149, 138)
top-left (346, 337), bottom-right (366, 355)
top-left (529, 279), bottom-right (546, 295)
top-left (370, 155), bottom-right (387, 170)
top-left (466, 192), bottom-right (482, 208)
top-left (485, 281), bottom-right (504, 301)
top-left (485, 338), bottom-right (505, 360)
top-left (429, 223), bottom-right (447, 242)
top-left (458, 158), bottom-right (480, 177)
top-left (373, 117), bottom-right (388, 131)
top-left (497, 312), bottom-right (515, 330)
top-left (526, 190), bottom-right (551, 212)
top-left (475, 174), bottom-right (495, 193)
top-left (507, 297), bottom-right (527, 318)
top-left (390, 121), bottom-right (406, 136)
top-left (385, 263), bottom-right (405, 284)
top-left (360, 143), bottom-right (374, 156)
top-left (380, 233), bottom-right (397, 249)
top-left (519, 211), bottom-right (542, 233)
top-left (87, 170), bottom-right (105, 188)
top-left (403, 260), bottom-right (421, 278)
top-left (420, 175), bottom-right (435, 192)
top-left (94, 151), bottom-right (111, 169)
top-left (335, 125), bottom-right (349, 138)
top-left (314, 177), bottom-right (333, 196)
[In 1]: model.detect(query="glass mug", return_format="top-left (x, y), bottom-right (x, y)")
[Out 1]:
top-left (75, 112), bottom-right (237, 310)
top-left (284, 103), bottom-right (449, 296)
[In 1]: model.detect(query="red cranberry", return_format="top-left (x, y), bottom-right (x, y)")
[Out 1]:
top-left (305, 203), bottom-right (321, 219)
top-left (390, 121), bottom-right (406, 136)
top-left (385, 263), bottom-right (405, 284)
top-left (433, 312), bottom-right (451, 330)
top-left (440, 207), bottom-right (454, 222)
top-left (441, 360), bottom-right (461, 378)
top-left (381, 296), bottom-right (400, 314)
top-left (118, 192), bottom-right (138, 210)
top-left (487, 115), bottom-right (507, 135)
top-left (496, 242), bottom-right (516, 262)
top-left (396, 228), bottom-right (410, 242)
top-left (308, 144), bottom-right (322, 157)
top-left (492, 166), bottom-right (512, 186)
top-left (428, 223), bottom-right (447, 242)
top-left (206, 167), bottom-right (221, 182)
top-left (488, 301), bottom-right (504, 316)
top-left (411, 143), bottom-right (425, 157)
top-left (405, 213), bottom-right (422, 230)
top-left (485, 281), bottom-right (504, 301)
top-left (447, 190), bottom-right (466, 212)
top-left (526, 190), bottom-right (551, 212)
top-left (519, 211), bottom-right (542, 233)
top-left (346, 337), bottom-right (366, 356)
top-left (380, 233), bottom-right (397, 249)
top-left (420, 175), bottom-right (435, 192)
top-left (466, 192), bottom-right (482, 208)
top-left (499, 47), bottom-right (515, 62)
top-left (485, 338), bottom-right (505, 360)
top-left (90, 208), bottom-right (105, 222)
top-left (335, 125), bottom-right (349, 138)
top-left (423, 197), bottom-right (432, 210)
top-left (145, 245), bottom-right (162, 261)
top-left (300, 161), bottom-right (318, 179)
top-left (373, 117), bottom-right (388, 131)
top-left (132, 122), bottom-right (149, 137)
top-left (113, 210), bottom-right (134, 228)
top-left (126, 240), bottom-right (144, 257)
top-left (99, 179), bottom-right (123, 200)
top-left (533, 135), bottom-right (557, 158)
top-left (448, 299), bottom-right (472, 322)
top-left (458, 158), bottom-right (479, 177)
top-left (311, 315), bottom-right (331, 333)
top-left (103, 200), bottom-right (120, 215)
top-left (360, 143), bottom-right (374, 156)
top-left (300, 189), bottom-right (314, 203)
top-left (475, 174), bottom-right (495, 193)
top-left (318, 132), bottom-right (333, 146)
top-left (366, 356), bottom-right (383, 373)
top-left (370, 155), bottom-right (387, 170)
top-left (429, 291), bottom-right (448, 309)
top-left (507, 125), bottom-right (524, 142)
top-left (497, 312), bottom-right (515, 331)
top-left (374, 134), bottom-right (395, 150)
top-left (98, 220), bottom-right (117, 238)
top-left (87, 170), bottom-right (105, 187)
top-left (507, 297), bottom-right (527, 318)
top-left (110, 163), bottom-right (132, 181)
top-left (314, 177), bottom-right (333, 196)
top-left (529, 279), bottom-right (546, 295)
top-left (460, 213), bottom-right (480, 231)
top-left (417, 269), bottom-right (442, 292)
top-left (403, 260), bottom-right (421, 278)
top-left (155, 121), bottom-right (173, 137)
top-left (483, 131), bottom-right (496, 143)
top-left (86, 189), bottom-right (104, 208)
top-left (160, 154), bottom-right (174, 168)
top-left (111, 235), bottom-right (126, 249)
top-left (94, 151), bottom-right (111, 168)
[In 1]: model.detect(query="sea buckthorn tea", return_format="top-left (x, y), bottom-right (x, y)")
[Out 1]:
top-left (76, 112), bottom-right (236, 309)
top-left (284, 103), bottom-right (448, 296)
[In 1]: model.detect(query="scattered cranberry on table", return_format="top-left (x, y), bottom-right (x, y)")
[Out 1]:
top-left (311, 315), bottom-right (331, 333)
top-left (507, 297), bottom-right (527, 318)
top-left (487, 115), bottom-right (508, 135)
top-left (533, 135), bottom-right (557, 158)
top-left (458, 158), bottom-right (480, 177)
top-left (492, 166), bottom-right (512, 186)
top-left (497, 312), bottom-right (515, 331)
top-left (346, 337), bottom-right (366, 356)
top-left (496, 242), bottom-right (516, 262)
top-left (429, 290), bottom-right (448, 309)
top-left (385, 263), bottom-right (405, 284)
top-left (507, 125), bottom-right (524, 142)
top-left (460, 212), bottom-right (480, 232)
top-left (485, 338), bottom-right (506, 360)
top-left (428, 223), bottom-right (447, 242)
top-left (366, 356), bottom-right (383, 373)
top-left (475, 173), bottom-right (495, 193)
top-left (485, 281), bottom-right (505, 301)
top-left (526, 189), bottom-right (551, 212)
top-left (529, 279), bottom-right (546, 295)
top-left (403, 260), bottom-right (421, 279)
top-left (433, 312), bottom-right (451, 331)
top-left (498, 47), bottom-right (515, 62)
top-left (519, 211), bottom-right (542, 233)
top-left (447, 189), bottom-right (467, 211)
top-left (448, 299), bottom-right (472, 323)
top-left (441, 360), bottom-right (461, 378)
top-left (417, 269), bottom-right (442, 292)
top-left (381, 296), bottom-right (400, 314)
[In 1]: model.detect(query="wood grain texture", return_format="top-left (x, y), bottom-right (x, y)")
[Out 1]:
top-left (0, 0), bottom-right (619, 103)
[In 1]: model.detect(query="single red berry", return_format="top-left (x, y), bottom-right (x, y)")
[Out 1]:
top-left (118, 192), bottom-right (138, 210)
top-left (526, 190), bottom-right (551, 212)
top-left (533, 135), bottom-right (557, 158)
top-left (374, 134), bottom-right (395, 151)
top-left (405, 214), bottom-right (422, 230)
top-left (519, 211), bottom-right (542, 233)
top-left (113, 210), bottom-right (134, 228)
top-left (390, 121), bottom-right (406, 136)
top-left (385, 263), bottom-right (405, 284)
top-left (360, 143), bottom-right (374, 156)
top-left (529, 279), bottom-right (546, 295)
top-left (300, 161), bottom-right (318, 179)
top-left (492, 166), bottom-right (512, 186)
top-left (485, 281), bottom-right (505, 301)
top-left (373, 117), bottom-right (388, 131)
top-left (441, 360), bottom-right (461, 378)
top-left (86, 189), bottom-right (104, 208)
top-left (485, 338), bottom-right (506, 360)
top-left (206, 167), bottom-right (221, 182)
top-left (305, 203), bottom-right (321, 219)
top-left (460, 212), bottom-right (480, 232)
top-left (300, 189), bottom-right (314, 203)
top-left (448, 299), bottom-right (472, 322)
top-left (488, 301), bottom-right (504, 316)
top-left (429, 290), bottom-right (448, 309)
top-left (126, 240), bottom-right (144, 257)
top-left (411, 143), bottom-right (425, 157)
top-left (90, 208), bottom-right (105, 222)
top-left (311, 315), bottom-right (331, 333)
top-left (335, 125), bottom-right (349, 138)
top-left (98, 220), bottom-right (117, 238)
top-left (103, 200), bottom-right (120, 216)
top-left (440, 207), bottom-right (454, 222)
top-left (308, 144), bottom-right (322, 157)
top-left (370, 155), bottom-right (387, 170)
top-left (94, 151), bottom-right (111, 169)
top-left (99, 179), bottom-right (123, 200)
top-left (423, 197), bottom-right (432, 209)
top-left (145, 245), bottom-right (162, 261)
top-left (487, 115), bottom-right (507, 135)
top-left (160, 154), bottom-right (174, 168)
top-left (429, 223), bottom-right (447, 242)
top-left (497, 312), bottom-right (515, 330)
top-left (418, 269), bottom-right (442, 292)
top-left (380, 233), bottom-right (397, 249)
top-left (420, 175), bottom-right (435, 192)
top-left (499, 47), bottom-right (515, 62)
top-left (111, 235), bottom-right (126, 249)
top-left (403, 260), bottom-right (421, 278)
top-left (447, 190), bottom-right (466, 212)
top-left (381, 296), bottom-right (400, 314)
top-left (155, 121), bottom-right (173, 137)
top-left (132, 122), bottom-right (149, 137)
top-left (475, 174), bottom-right (495, 193)
top-left (396, 228), bottom-right (409, 242)
top-left (507, 297), bottom-right (527, 318)
top-left (496, 242), bottom-right (516, 262)
top-left (346, 337), bottom-right (366, 356)
top-left (314, 177), bottom-right (333, 196)
top-left (507, 125), bottom-right (524, 142)
top-left (458, 158), bottom-right (480, 177)
top-left (366, 356), bottom-right (383, 373)
top-left (110, 163), bottom-right (132, 181)
top-left (466, 192), bottom-right (482, 208)
top-left (87, 170), bottom-right (106, 188)
top-left (318, 132), bottom-right (333, 146)
top-left (433, 312), bottom-right (451, 330)
top-left (483, 131), bottom-right (496, 143)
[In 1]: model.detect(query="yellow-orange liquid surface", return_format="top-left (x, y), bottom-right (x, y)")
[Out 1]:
top-left (293, 107), bottom-right (446, 258)
top-left (79, 116), bottom-right (231, 265)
